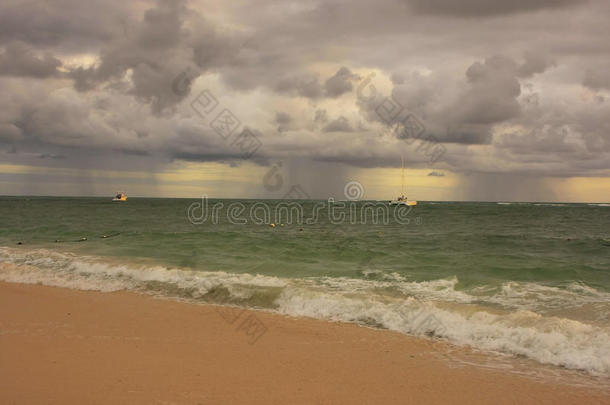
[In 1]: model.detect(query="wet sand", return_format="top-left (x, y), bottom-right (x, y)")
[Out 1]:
top-left (0, 281), bottom-right (608, 404)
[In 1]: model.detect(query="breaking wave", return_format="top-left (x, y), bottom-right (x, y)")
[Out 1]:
top-left (1, 247), bottom-right (609, 376)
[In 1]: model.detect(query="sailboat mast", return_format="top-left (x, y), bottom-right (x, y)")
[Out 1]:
top-left (401, 155), bottom-right (405, 196)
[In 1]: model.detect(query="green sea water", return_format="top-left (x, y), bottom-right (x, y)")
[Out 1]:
top-left (1, 196), bottom-right (608, 288)
top-left (1, 196), bottom-right (610, 375)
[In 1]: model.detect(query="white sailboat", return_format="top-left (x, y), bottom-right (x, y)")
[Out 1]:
top-left (389, 156), bottom-right (417, 206)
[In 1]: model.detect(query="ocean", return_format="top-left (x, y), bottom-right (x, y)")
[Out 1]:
top-left (1, 196), bottom-right (609, 375)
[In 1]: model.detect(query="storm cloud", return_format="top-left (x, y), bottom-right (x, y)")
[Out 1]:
top-left (0, 0), bottom-right (609, 200)
top-left (406, 0), bottom-right (585, 17)
top-left (0, 42), bottom-right (62, 78)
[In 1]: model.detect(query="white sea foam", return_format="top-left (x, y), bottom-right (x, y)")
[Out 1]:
top-left (475, 281), bottom-right (610, 314)
top-left (314, 275), bottom-right (474, 303)
top-left (2, 247), bottom-right (610, 376)
top-left (275, 288), bottom-right (610, 375)
top-left (0, 247), bottom-right (287, 295)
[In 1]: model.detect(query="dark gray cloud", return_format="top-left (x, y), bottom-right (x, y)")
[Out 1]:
top-left (314, 109), bottom-right (329, 125)
top-left (275, 74), bottom-right (324, 99)
top-left (517, 52), bottom-right (555, 78)
top-left (275, 112), bottom-right (292, 125)
top-left (0, 0), bottom-right (133, 50)
top-left (583, 68), bottom-right (610, 91)
top-left (324, 67), bottom-right (360, 98)
top-left (66, 0), bottom-right (197, 112)
top-left (0, 42), bottom-right (62, 78)
top-left (275, 112), bottom-right (292, 133)
top-left (273, 67), bottom-right (361, 99)
top-left (406, 0), bottom-right (586, 17)
top-left (38, 153), bottom-right (66, 160)
top-left (354, 54), bottom-right (539, 147)
top-left (65, 0), bottom-right (244, 113)
top-left (459, 55), bottom-right (522, 125)
top-left (322, 116), bottom-right (354, 133)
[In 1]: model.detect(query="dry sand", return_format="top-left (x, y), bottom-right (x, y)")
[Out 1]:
top-left (1, 281), bottom-right (608, 404)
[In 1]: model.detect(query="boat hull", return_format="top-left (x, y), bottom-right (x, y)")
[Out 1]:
top-left (389, 200), bottom-right (417, 206)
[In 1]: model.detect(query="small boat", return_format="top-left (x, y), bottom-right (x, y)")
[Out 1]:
top-left (112, 192), bottom-right (127, 202)
top-left (390, 195), bottom-right (417, 206)
top-left (389, 156), bottom-right (417, 206)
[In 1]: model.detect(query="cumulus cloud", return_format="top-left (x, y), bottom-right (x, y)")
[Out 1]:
top-left (65, 0), bottom-right (244, 113)
top-left (459, 55), bottom-right (522, 124)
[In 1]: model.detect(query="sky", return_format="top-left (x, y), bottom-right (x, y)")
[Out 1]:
top-left (0, 0), bottom-right (609, 202)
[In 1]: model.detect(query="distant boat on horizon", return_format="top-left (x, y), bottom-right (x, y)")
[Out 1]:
top-left (112, 192), bottom-right (127, 202)
top-left (389, 156), bottom-right (417, 206)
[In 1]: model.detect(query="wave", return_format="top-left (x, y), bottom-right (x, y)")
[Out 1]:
top-left (1, 247), bottom-right (610, 376)
top-left (275, 289), bottom-right (610, 375)
top-left (472, 281), bottom-right (610, 318)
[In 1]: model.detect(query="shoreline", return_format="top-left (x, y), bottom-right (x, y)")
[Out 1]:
top-left (1, 281), bottom-right (608, 404)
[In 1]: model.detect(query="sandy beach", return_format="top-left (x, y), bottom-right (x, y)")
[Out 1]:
top-left (0, 281), bottom-right (608, 404)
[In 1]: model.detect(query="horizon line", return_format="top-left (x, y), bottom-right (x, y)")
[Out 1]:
top-left (1, 194), bottom-right (608, 205)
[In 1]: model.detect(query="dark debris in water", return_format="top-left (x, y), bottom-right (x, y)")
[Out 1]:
top-left (144, 281), bottom-right (201, 299)
top-left (355, 317), bottom-right (387, 329)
